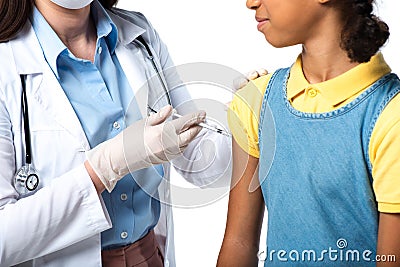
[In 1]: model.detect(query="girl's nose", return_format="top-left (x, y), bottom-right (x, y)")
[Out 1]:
top-left (246, 0), bottom-right (261, 10)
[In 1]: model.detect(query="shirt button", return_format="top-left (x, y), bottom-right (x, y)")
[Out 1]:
top-left (308, 88), bottom-right (318, 97)
top-left (113, 121), bottom-right (121, 130)
top-left (98, 46), bottom-right (102, 54)
top-left (120, 231), bottom-right (128, 239)
top-left (120, 193), bottom-right (128, 201)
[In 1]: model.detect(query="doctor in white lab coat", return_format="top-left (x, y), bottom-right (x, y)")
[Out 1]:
top-left (0, 0), bottom-right (230, 266)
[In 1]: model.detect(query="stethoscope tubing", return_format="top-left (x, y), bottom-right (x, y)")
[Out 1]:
top-left (20, 74), bottom-right (33, 165)
top-left (135, 35), bottom-right (173, 108)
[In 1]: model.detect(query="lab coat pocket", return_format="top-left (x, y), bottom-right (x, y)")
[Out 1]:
top-left (29, 127), bottom-right (87, 187)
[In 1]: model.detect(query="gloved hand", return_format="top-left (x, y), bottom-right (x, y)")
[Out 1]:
top-left (225, 68), bottom-right (269, 110)
top-left (233, 68), bottom-right (268, 90)
top-left (86, 105), bottom-right (206, 192)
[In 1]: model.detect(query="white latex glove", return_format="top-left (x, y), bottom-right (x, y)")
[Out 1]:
top-left (233, 68), bottom-right (268, 91)
top-left (86, 105), bottom-right (206, 192)
top-left (225, 68), bottom-right (269, 111)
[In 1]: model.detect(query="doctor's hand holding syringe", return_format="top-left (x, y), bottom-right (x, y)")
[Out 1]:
top-left (86, 105), bottom-right (217, 193)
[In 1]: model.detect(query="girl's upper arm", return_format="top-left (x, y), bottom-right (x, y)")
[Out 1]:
top-left (377, 212), bottom-right (400, 266)
top-left (224, 139), bottom-right (264, 247)
top-left (218, 139), bottom-right (264, 267)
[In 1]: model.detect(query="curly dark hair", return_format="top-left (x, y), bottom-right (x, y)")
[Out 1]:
top-left (336, 0), bottom-right (389, 63)
top-left (0, 0), bottom-right (118, 42)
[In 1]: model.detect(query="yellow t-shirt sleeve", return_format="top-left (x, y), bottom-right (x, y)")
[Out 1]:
top-left (369, 93), bottom-right (400, 213)
top-left (227, 74), bottom-right (272, 158)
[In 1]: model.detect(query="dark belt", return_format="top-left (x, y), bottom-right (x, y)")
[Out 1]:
top-left (101, 230), bottom-right (164, 267)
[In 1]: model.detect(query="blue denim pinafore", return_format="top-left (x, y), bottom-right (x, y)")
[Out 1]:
top-left (258, 68), bottom-right (400, 266)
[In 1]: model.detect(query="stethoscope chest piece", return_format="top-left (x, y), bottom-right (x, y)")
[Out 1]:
top-left (14, 164), bottom-right (39, 195)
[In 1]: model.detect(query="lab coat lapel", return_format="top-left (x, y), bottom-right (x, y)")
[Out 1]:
top-left (34, 68), bottom-right (91, 150)
top-left (108, 11), bottom-right (149, 118)
top-left (115, 44), bottom-right (150, 119)
top-left (10, 23), bottom-right (90, 150)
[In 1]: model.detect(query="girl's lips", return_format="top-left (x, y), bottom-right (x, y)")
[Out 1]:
top-left (257, 19), bottom-right (269, 31)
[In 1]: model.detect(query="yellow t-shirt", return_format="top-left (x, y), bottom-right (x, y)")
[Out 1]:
top-left (228, 53), bottom-right (400, 213)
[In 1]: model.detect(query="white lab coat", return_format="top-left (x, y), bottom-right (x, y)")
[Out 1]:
top-left (0, 7), bottom-right (231, 267)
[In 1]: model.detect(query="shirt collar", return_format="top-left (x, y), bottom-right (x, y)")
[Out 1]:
top-left (30, 0), bottom-right (118, 78)
top-left (287, 53), bottom-right (391, 106)
top-left (91, 0), bottom-right (118, 53)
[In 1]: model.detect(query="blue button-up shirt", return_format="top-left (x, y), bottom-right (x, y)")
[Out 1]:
top-left (31, 0), bottom-right (162, 249)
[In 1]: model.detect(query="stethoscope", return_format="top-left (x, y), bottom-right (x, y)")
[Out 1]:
top-left (13, 75), bottom-right (40, 196)
top-left (13, 36), bottom-right (228, 196)
top-left (135, 35), bottom-right (173, 113)
top-left (12, 36), bottom-right (170, 197)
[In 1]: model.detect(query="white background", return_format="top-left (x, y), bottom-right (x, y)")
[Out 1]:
top-left (116, 1), bottom-right (399, 266)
